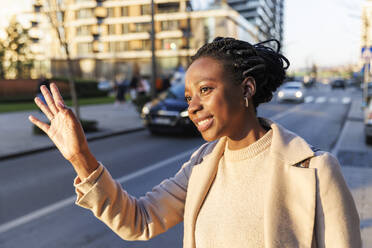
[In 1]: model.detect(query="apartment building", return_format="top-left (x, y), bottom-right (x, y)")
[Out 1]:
top-left (30, 0), bottom-right (260, 79)
top-left (227, 0), bottom-right (284, 43)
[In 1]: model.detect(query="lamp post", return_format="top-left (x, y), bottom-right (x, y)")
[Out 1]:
top-left (92, 1), bottom-right (107, 54)
top-left (150, 0), bottom-right (157, 99)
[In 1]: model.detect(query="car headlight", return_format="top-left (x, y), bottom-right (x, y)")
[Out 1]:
top-left (180, 110), bottom-right (189, 117)
top-left (142, 102), bottom-right (152, 115)
top-left (278, 91), bottom-right (284, 97)
top-left (295, 91), bottom-right (303, 98)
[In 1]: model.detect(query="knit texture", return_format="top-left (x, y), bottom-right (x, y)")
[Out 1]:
top-left (195, 129), bottom-right (273, 248)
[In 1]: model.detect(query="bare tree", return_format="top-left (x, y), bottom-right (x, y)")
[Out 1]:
top-left (43, 0), bottom-right (80, 119)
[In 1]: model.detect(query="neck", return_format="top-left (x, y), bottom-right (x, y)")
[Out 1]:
top-left (227, 115), bottom-right (267, 150)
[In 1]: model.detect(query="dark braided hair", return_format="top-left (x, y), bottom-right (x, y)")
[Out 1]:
top-left (190, 37), bottom-right (290, 110)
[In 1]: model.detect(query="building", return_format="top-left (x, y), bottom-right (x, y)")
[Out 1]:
top-left (29, 0), bottom-right (262, 80)
top-left (226, 0), bottom-right (284, 43)
top-left (361, 0), bottom-right (372, 84)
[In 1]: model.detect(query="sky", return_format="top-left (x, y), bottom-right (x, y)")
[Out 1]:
top-left (0, 0), bottom-right (366, 71)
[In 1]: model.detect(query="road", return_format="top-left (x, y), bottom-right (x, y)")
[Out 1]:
top-left (0, 84), bottom-right (366, 247)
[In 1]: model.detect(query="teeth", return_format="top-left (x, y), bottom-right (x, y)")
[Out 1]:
top-left (198, 118), bottom-right (211, 126)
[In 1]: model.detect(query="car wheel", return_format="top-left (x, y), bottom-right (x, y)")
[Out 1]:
top-left (365, 135), bottom-right (372, 145)
top-left (149, 127), bottom-right (159, 135)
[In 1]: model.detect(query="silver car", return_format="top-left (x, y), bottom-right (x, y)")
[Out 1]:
top-left (277, 82), bottom-right (305, 103)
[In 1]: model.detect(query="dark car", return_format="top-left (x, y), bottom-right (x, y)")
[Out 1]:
top-left (330, 79), bottom-right (346, 89)
top-left (141, 82), bottom-right (197, 134)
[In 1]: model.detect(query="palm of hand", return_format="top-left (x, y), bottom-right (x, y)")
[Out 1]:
top-left (29, 83), bottom-right (89, 161)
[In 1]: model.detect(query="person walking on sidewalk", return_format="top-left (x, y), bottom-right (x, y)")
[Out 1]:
top-left (28, 37), bottom-right (362, 248)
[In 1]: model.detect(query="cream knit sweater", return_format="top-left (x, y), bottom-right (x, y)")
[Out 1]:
top-left (195, 129), bottom-right (273, 248)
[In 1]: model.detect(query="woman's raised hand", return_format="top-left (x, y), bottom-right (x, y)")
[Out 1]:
top-left (29, 83), bottom-right (98, 178)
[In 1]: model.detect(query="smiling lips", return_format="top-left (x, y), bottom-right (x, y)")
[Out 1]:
top-left (195, 116), bottom-right (214, 132)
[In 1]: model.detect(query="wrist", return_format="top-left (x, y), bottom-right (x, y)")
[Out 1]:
top-left (69, 150), bottom-right (99, 179)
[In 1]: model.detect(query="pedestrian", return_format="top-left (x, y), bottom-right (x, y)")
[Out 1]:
top-left (114, 75), bottom-right (129, 106)
top-left (28, 37), bottom-right (361, 248)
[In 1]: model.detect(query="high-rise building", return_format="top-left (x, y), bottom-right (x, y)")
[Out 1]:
top-left (29, 0), bottom-right (260, 79)
top-left (226, 0), bottom-right (284, 43)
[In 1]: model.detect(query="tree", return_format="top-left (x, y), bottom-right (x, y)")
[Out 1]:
top-left (43, 0), bottom-right (81, 119)
top-left (2, 18), bottom-right (34, 79)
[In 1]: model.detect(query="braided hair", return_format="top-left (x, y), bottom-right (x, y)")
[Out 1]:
top-left (190, 37), bottom-right (290, 110)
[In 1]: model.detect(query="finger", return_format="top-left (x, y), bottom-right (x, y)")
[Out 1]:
top-left (28, 115), bottom-right (50, 134)
top-left (50, 83), bottom-right (65, 110)
top-left (41, 85), bottom-right (58, 115)
top-left (34, 97), bottom-right (54, 121)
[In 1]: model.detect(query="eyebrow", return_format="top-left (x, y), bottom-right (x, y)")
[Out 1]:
top-left (185, 77), bottom-right (217, 93)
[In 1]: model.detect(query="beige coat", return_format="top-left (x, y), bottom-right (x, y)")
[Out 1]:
top-left (75, 119), bottom-right (361, 248)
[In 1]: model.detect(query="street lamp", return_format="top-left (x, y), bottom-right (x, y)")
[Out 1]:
top-left (150, 0), bottom-right (157, 99)
top-left (92, 0), bottom-right (107, 53)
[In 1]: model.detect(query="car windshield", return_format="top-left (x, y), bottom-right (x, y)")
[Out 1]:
top-left (284, 86), bottom-right (301, 90)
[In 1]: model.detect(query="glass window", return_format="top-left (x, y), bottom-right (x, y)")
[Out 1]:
top-left (161, 20), bottom-right (179, 31)
top-left (116, 41), bottom-right (129, 52)
top-left (122, 23), bottom-right (129, 34)
top-left (76, 25), bottom-right (90, 36)
top-left (157, 3), bottom-right (179, 14)
top-left (141, 5), bottom-right (151, 15)
top-left (108, 24), bottom-right (116, 35)
top-left (135, 23), bottom-right (151, 32)
top-left (77, 42), bottom-right (92, 55)
top-left (107, 8), bottom-right (115, 18)
top-left (76, 9), bottom-right (93, 19)
top-left (121, 6), bottom-right (128, 16)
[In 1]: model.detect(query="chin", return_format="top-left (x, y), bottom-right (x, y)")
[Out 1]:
top-left (200, 129), bottom-right (222, 142)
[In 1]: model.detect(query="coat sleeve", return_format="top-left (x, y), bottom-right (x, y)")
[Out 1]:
top-left (74, 143), bottom-right (209, 241)
top-left (311, 152), bottom-right (362, 248)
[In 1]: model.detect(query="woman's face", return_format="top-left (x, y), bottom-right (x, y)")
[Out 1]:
top-left (185, 57), bottom-right (248, 142)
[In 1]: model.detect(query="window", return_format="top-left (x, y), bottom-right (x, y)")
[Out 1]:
top-left (122, 23), bottom-right (129, 34)
top-left (77, 42), bottom-right (92, 55)
top-left (121, 6), bottom-right (128, 16)
top-left (157, 3), bottom-right (179, 14)
top-left (116, 41), bottom-right (129, 52)
top-left (135, 23), bottom-right (151, 32)
top-left (76, 25), bottom-right (91, 36)
top-left (108, 24), bottom-right (116, 35)
top-left (107, 8), bottom-right (115, 18)
top-left (76, 9), bottom-right (93, 19)
top-left (141, 5), bottom-right (151, 15)
top-left (161, 20), bottom-right (179, 31)
top-left (142, 40), bottom-right (151, 50)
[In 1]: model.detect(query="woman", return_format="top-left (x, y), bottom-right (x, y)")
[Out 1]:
top-left (29, 37), bottom-right (361, 248)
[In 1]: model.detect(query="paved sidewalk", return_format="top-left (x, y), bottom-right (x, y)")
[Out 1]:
top-left (0, 102), bottom-right (144, 160)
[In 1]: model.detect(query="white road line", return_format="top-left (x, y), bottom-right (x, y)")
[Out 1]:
top-left (0, 149), bottom-right (195, 234)
top-left (331, 119), bottom-right (351, 156)
top-left (270, 104), bottom-right (302, 121)
top-left (342, 97), bottom-right (351, 104)
top-left (304, 96), bottom-right (314, 103)
top-left (315, 96), bottom-right (326, 104)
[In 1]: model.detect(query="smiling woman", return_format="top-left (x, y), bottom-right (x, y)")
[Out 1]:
top-left (29, 37), bottom-right (362, 248)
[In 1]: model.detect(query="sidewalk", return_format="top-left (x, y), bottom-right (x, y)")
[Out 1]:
top-left (0, 102), bottom-right (144, 160)
top-left (335, 89), bottom-right (372, 247)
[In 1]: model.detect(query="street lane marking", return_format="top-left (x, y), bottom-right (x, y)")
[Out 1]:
top-left (315, 97), bottom-right (326, 103)
top-left (342, 97), bottom-right (351, 104)
top-left (0, 149), bottom-right (195, 234)
top-left (304, 96), bottom-right (314, 103)
top-left (270, 105), bottom-right (303, 121)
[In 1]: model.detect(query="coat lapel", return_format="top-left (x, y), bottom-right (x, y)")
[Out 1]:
top-left (183, 137), bottom-right (226, 248)
top-left (264, 119), bottom-right (317, 247)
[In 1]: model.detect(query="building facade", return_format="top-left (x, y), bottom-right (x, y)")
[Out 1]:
top-left (361, 0), bottom-right (372, 83)
top-left (30, 0), bottom-right (261, 80)
top-left (227, 0), bottom-right (284, 43)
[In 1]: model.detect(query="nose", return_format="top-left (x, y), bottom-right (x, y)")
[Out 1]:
top-left (188, 95), bottom-right (202, 115)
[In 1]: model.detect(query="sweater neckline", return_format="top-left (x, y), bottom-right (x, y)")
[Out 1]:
top-left (224, 129), bottom-right (273, 162)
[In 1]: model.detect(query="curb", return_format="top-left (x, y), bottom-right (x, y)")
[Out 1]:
top-left (0, 127), bottom-right (146, 162)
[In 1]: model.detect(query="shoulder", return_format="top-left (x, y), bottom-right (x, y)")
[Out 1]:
top-left (183, 140), bottom-right (219, 169)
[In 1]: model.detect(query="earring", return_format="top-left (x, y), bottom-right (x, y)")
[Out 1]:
top-left (244, 97), bottom-right (249, 108)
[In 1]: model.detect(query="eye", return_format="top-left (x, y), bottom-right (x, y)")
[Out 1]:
top-left (200, 86), bottom-right (213, 95)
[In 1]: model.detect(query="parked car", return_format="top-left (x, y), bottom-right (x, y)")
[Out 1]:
top-left (97, 80), bottom-right (114, 92)
top-left (141, 82), bottom-right (197, 134)
top-left (364, 98), bottom-right (372, 144)
top-left (277, 81), bottom-right (305, 103)
top-left (330, 79), bottom-right (346, 89)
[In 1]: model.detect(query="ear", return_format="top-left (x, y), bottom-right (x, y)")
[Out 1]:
top-left (241, 77), bottom-right (256, 98)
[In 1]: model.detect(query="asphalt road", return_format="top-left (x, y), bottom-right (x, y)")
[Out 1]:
top-left (0, 85), bottom-right (356, 248)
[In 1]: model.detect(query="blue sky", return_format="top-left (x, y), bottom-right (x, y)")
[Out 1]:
top-left (0, 0), bottom-right (366, 71)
